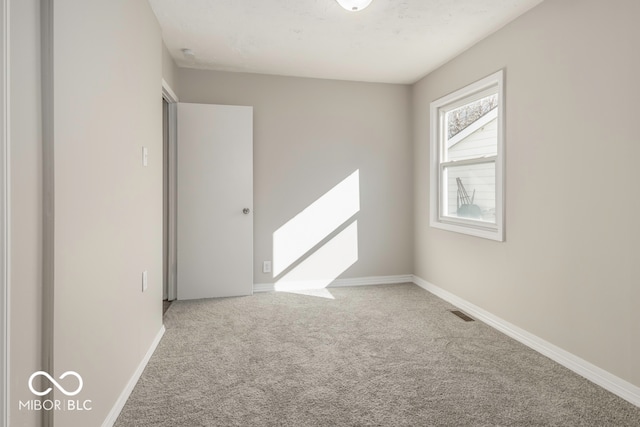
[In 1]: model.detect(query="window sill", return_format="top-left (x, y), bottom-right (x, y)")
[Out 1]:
top-left (430, 218), bottom-right (504, 242)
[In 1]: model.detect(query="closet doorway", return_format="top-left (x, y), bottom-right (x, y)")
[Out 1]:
top-left (162, 81), bottom-right (178, 310)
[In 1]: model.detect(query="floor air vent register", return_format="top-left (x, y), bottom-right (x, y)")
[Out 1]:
top-left (450, 310), bottom-right (474, 322)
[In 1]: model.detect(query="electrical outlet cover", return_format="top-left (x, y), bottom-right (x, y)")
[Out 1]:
top-left (263, 261), bottom-right (272, 274)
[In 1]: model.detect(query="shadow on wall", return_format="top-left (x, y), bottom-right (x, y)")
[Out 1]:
top-left (272, 170), bottom-right (360, 299)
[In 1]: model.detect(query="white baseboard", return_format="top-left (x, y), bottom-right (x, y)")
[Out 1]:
top-left (253, 282), bottom-right (275, 293)
top-left (412, 275), bottom-right (640, 408)
top-left (254, 274), bottom-right (413, 293)
top-left (101, 325), bottom-right (166, 427)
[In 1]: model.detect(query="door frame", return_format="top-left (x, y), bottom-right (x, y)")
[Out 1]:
top-left (162, 80), bottom-right (178, 301)
top-left (0, 0), bottom-right (9, 424)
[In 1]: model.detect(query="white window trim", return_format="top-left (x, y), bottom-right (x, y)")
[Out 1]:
top-left (429, 70), bottom-right (505, 241)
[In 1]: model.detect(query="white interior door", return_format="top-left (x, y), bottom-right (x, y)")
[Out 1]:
top-left (177, 103), bottom-right (253, 299)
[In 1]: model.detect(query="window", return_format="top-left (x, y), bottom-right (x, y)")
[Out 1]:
top-left (430, 70), bottom-right (505, 241)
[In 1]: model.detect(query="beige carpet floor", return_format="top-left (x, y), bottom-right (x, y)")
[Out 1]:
top-left (115, 283), bottom-right (640, 426)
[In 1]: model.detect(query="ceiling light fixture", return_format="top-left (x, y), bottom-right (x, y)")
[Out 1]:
top-left (335, 0), bottom-right (373, 12)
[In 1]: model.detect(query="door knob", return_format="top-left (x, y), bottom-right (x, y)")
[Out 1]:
top-left (243, 208), bottom-right (250, 214)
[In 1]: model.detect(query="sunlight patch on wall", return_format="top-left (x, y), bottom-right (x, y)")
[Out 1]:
top-left (272, 170), bottom-right (360, 277)
top-left (274, 221), bottom-right (358, 299)
top-left (271, 169), bottom-right (361, 298)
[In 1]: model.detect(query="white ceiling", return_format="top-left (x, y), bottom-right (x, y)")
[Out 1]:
top-left (149, 0), bottom-right (543, 84)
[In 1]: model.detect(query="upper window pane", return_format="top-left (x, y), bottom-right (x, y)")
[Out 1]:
top-left (445, 94), bottom-right (498, 162)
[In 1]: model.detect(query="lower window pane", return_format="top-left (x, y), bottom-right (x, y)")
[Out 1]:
top-left (443, 162), bottom-right (496, 223)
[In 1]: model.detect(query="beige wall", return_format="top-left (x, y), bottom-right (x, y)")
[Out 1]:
top-left (9, 0), bottom-right (42, 425)
top-left (52, 1), bottom-right (163, 425)
top-left (177, 69), bottom-right (414, 285)
top-left (162, 42), bottom-right (178, 93)
top-left (413, 0), bottom-right (640, 388)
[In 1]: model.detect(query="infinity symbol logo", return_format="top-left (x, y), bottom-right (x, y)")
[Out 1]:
top-left (28, 371), bottom-right (83, 397)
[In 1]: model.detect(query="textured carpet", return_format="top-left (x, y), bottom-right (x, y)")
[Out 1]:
top-left (115, 284), bottom-right (640, 426)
